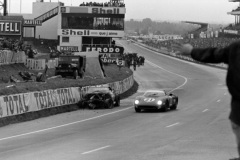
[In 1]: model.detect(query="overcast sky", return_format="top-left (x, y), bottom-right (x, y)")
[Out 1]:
top-left (7, 0), bottom-right (238, 24)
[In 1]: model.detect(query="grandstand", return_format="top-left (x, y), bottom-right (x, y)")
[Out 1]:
top-left (182, 21), bottom-right (209, 39)
top-left (223, 0), bottom-right (240, 37)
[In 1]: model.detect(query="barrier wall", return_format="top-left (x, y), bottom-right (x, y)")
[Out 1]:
top-left (0, 74), bottom-right (134, 118)
top-left (25, 58), bottom-right (58, 70)
top-left (133, 40), bottom-right (228, 69)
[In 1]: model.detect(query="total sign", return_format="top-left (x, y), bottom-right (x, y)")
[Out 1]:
top-left (0, 21), bottom-right (21, 35)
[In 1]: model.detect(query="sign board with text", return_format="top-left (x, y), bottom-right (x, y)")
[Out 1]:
top-left (0, 20), bottom-right (22, 35)
top-left (23, 19), bottom-right (42, 26)
top-left (60, 46), bottom-right (79, 52)
top-left (58, 29), bottom-right (124, 38)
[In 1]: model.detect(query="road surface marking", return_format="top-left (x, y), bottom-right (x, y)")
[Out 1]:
top-left (224, 93), bottom-right (228, 95)
top-left (0, 107), bottom-right (132, 141)
top-left (82, 146), bottom-right (110, 155)
top-left (217, 100), bottom-right (221, 103)
top-left (202, 109), bottom-right (209, 112)
top-left (166, 122), bottom-right (179, 128)
top-left (146, 60), bottom-right (188, 93)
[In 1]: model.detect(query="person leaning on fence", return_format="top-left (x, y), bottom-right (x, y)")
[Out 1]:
top-left (172, 40), bottom-right (240, 160)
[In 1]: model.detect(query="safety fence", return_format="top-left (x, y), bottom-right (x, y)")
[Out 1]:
top-left (25, 58), bottom-right (58, 70)
top-left (132, 40), bottom-right (228, 69)
top-left (0, 50), bottom-right (26, 65)
top-left (0, 74), bottom-right (134, 118)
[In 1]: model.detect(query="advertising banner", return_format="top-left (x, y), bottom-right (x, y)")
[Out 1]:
top-left (60, 46), bottom-right (79, 52)
top-left (0, 20), bottom-right (22, 35)
top-left (0, 74), bottom-right (134, 118)
top-left (23, 19), bottom-right (42, 26)
top-left (82, 46), bottom-right (124, 54)
top-left (58, 29), bottom-right (124, 38)
top-left (63, 6), bottom-right (126, 14)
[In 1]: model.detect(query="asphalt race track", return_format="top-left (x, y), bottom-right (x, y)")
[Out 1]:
top-left (0, 40), bottom-right (236, 160)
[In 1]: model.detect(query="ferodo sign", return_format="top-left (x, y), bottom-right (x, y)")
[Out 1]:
top-left (0, 21), bottom-right (21, 35)
top-left (83, 46), bottom-right (124, 53)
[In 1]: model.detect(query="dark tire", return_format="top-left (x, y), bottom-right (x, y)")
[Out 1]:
top-left (135, 108), bottom-right (141, 112)
top-left (170, 99), bottom-right (178, 110)
top-left (162, 101), bottom-right (169, 112)
top-left (88, 103), bottom-right (97, 109)
top-left (107, 100), bottom-right (114, 109)
top-left (114, 97), bottom-right (120, 106)
top-left (73, 70), bottom-right (78, 79)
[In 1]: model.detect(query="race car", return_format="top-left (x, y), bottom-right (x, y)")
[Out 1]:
top-left (80, 86), bottom-right (120, 109)
top-left (134, 90), bottom-right (178, 112)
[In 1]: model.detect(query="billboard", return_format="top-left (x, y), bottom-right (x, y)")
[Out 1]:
top-left (0, 20), bottom-right (22, 35)
top-left (58, 29), bottom-right (124, 38)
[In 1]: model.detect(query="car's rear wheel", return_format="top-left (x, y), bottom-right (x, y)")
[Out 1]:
top-left (135, 108), bottom-right (141, 112)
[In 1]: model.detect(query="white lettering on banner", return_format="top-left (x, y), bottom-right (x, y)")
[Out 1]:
top-left (0, 21), bottom-right (21, 35)
top-left (85, 47), bottom-right (121, 53)
top-left (2, 94), bottom-right (29, 117)
top-left (92, 8), bottom-right (120, 14)
top-left (62, 29), bottom-right (90, 36)
top-left (101, 58), bottom-right (116, 63)
top-left (33, 88), bottom-right (76, 109)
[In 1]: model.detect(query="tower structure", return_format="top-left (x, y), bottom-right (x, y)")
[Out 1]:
top-left (228, 0), bottom-right (240, 26)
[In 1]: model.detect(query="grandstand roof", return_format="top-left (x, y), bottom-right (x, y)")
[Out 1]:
top-left (182, 21), bottom-right (208, 27)
top-left (229, 0), bottom-right (240, 2)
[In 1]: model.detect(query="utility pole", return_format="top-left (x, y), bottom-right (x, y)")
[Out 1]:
top-left (3, 0), bottom-right (7, 16)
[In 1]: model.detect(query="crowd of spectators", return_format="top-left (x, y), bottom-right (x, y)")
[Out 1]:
top-left (122, 53), bottom-right (145, 70)
top-left (144, 37), bottom-right (240, 52)
top-left (94, 23), bottom-right (124, 30)
top-left (0, 37), bottom-right (38, 58)
top-left (79, 1), bottom-right (125, 7)
top-left (0, 37), bottom-right (24, 51)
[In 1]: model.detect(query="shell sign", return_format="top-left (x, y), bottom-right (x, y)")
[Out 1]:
top-left (0, 21), bottom-right (22, 35)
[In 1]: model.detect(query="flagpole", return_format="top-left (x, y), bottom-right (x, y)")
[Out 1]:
top-left (20, 0), bottom-right (21, 13)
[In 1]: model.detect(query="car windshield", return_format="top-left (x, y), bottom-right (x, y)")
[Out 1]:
top-left (144, 91), bottom-right (165, 97)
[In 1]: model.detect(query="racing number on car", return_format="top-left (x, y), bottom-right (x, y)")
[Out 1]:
top-left (144, 98), bottom-right (155, 102)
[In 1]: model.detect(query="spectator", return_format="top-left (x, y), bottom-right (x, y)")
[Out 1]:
top-left (172, 40), bottom-right (240, 160)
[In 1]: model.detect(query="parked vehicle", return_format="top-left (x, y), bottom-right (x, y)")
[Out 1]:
top-left (55, 55), bottom-right (86, 79)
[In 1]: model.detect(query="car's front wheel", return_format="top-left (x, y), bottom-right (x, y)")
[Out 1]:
top-left (106, 100), bottom-right (114, 109)
top-left (170, 99), bottom-right (178, 110)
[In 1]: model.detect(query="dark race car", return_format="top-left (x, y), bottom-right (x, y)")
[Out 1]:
top-left (134, 90), bottom-right (178, 112)
top-left (80, 86), bottom-right (120, 109)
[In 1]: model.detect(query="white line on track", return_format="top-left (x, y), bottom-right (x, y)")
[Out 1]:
top-left (0, 107), bottom-right (132, 141)
top-left (82, 145), bottom-right (110, 155)
top-left (166, 122), bottom-right (180, 128)
top-left (202, 109), bottom-right (209, 113)
top-left (224, 93), bottom-right (228, 95)
top-left (0, 41), bottom-right (189, 142)
top-left (146, 60), bottom-right (188, 93)
top-left (217, 100), bottom-right (221, 103)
